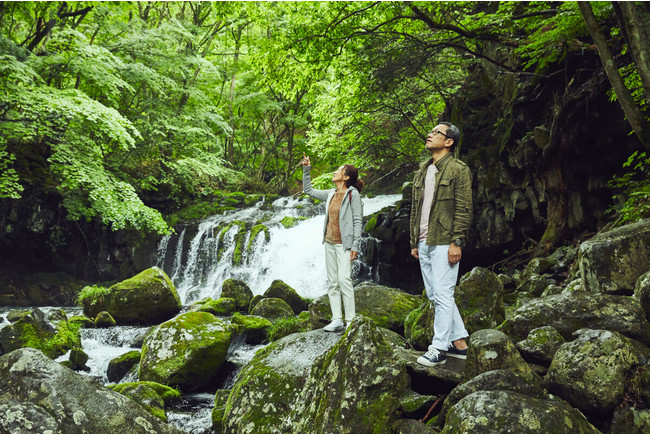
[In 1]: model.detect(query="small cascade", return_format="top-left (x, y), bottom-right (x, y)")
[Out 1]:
top-left (156, 194), bottom-right (401, 304)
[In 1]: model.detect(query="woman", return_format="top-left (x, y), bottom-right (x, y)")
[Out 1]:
top-left (302, 153), bottom-right (364, 332)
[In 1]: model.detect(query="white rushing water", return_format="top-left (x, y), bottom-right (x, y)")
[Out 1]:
top-left (156, 194), bottom-right (401, 304)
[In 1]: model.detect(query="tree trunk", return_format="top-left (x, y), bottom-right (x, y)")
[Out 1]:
top-left (578, 2), bottom-right (650, 149)
top-left (618, 1), bottom-right (650, 107)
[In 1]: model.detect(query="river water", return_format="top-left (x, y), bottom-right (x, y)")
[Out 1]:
top-left (0, 194), bottom-right (401, 433)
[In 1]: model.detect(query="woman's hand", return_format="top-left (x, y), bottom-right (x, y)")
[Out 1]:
top-left (302, 152), bottom-right (310, 166)
top-left (350, 250), bottom-right (358, 261)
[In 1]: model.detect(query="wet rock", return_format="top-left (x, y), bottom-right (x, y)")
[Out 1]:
top-left (263, 279), bottom-right (308, 314)
top-left (223, 329), bottom-right (340, 433)
top-left (220, 278), bottom-right (254, 312)
top-left (397, 389), bottom-right (437, 419)
top-left (0, 348), bottom-right (183, 433)
top-left (6, 310), bottom-right (30, 323)
top-left (516, 326), bottom-right (566, 365)
top-left (94, 311), bottom-right (117, 327)
top-left (230, 313), bottom-right (272, 345)
top-left (392, 418), bottom-right (437, 433)
top-left (249, 297), bottom-right (294, 322)
top-left (202, 297), bottom-right (237, 316)
top-left (441, 390), bottom-right (599, 433)
top-left (81, 267), bottom-right (181, 325)
top-left (463, 329), bottom-right (535, 383)
top-left (456, 267), bottom-right (505, 333)
top-left (437, 369), bottom-right (547, 427)
top-left (280, 316), bottom-right (410, 433)
top-left (69, 315), bottom-right (94, 328)
top-left (545, 328), bottom-right (641, 414)
top-left (609, 407), bottom-right (650, 434)
top-left (309, 282), bottom-right (421, 334)
top-left (139, 311), bottom-right (233, 392)
top-left (107, 350), bottom-right (141, 383)
top-left (579, 218), bottom-right (650, 294)
top-left (0, 308), bottom-right (80, 358)
top-left (211, 389), bottom-right (229, 432)
top-left (404, 299), bottom-right (434, 350)
top-left (499, 291), bottom-right (650, 345)
top-left (635, 270), bottom-right (650, 322)
top-left (69, 348), bottom-right (90, 372)
top-left (109, 381), bottom-right (181, 422)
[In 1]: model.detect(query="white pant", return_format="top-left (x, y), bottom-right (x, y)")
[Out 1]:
top-left (418, 242), bottom-right (468, 351)
top-left (324, 242), bottom-right (356, 322)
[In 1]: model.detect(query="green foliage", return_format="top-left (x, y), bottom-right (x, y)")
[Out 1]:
top-left (76, 285), bottom-right (111, 307)
top-left (608, 151), bottom-right (650, 225)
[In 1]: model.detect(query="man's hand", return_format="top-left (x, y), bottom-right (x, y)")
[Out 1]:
top-left (448, 243), bottom-right (462, 265)
top-left (350, 250), bottom-right (358, 261)
top-left (302, 152), bottom-right (310, 166)
top-left (411, 248), bottom-right (419, 259)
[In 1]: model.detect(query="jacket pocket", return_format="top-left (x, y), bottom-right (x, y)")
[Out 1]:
top-left (437, 179), bottom-right (454, 200)
top-left (438, 212), bottom-right (453, 230)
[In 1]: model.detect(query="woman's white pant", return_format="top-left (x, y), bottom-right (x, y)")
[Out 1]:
top-left (324, 242), bottom-right (356, 322)
top-left (418, 242), bottom-right (468, 351)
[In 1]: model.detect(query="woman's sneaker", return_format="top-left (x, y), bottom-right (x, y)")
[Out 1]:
top-left (323, 319), bottom-right (344, 332)
top-left (417, 348), bottom-right (446, 366)
top-left (446, 343), bottom-right (468, 359)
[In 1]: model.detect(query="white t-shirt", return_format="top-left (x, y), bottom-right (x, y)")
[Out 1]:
top-left (419, 164), bottom-right (438, 241)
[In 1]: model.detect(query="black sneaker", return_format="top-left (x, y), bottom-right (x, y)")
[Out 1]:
top-left (447, 343), bottom-right (467, 359)
top-left (417, 348), bottom-right (446, 366)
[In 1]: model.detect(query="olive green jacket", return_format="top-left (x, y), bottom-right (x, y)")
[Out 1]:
top-left (409, 152), bottom-right (473, 249)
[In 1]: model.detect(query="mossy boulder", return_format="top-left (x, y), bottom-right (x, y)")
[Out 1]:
top-left (404, 300), bottom-right (434, 350)
top-left (107, 350), bottom-right (141, 383)
top-left (139, 311), bottom-right (233, 392)
top-left (6, 310), bottom-right (31, 323)
top-left (94, 311), bottom-right (117, 328)
top-left (397, 390), bottom-right (437, 419)
top-left (437, 369), bottom-right (547, 428)
top-left (249, 297), bottom-right (294, 322)
top-left (309, 282), bottom-right (421, 334)
top-left (230, 313), bottom-right (273, 345)
top-left (0, 348), bottom-right (183, 433)
top-left (81, 267), bottom-right (181, 325)
top-left (0, 308), bottom-right (81, 359)
top-left (202, 297), bottom-right (237, 316)
top-left (579, 218), bottom-right (650, 294)
top-left (456, 267), bottom-right (505, 333)
top-left (68, 315), bottom-right (94, 328)
top-left (392, 419), bottom-right (437, 433)
top-left (499, 291), bottom-right (650, 345)
top-left (223, 329), bottom-right (341, 433)
top-left (463, 329), bottom-right (535, 383)
top-left (220, 278), bottom-right (254, 312)
top-left (515, 326), bottom-right (566, 365)
top-left (635, 270), bottom-right (650, 322)
top-left (211, 389), bottom-right (230, 432)
top-left (280, 316), bottom-right (410, 433)
top-left (263, 280), bottom-right (308, 314)
top-left (68, 348), bottom-right (90, 372)
top-left (441, 390), bottom-right (599, 433)
top-left (545, 328), bottom-right (641, 414)
top-left (610, 407), bottom-right (650, 434)
top-left (248, 294), bottom-right (265, 313)
top-left (109, 381), bottom-right (181, 422)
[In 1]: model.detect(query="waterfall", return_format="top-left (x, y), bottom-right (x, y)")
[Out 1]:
top-left (156, 194), bottom-right (401, 304)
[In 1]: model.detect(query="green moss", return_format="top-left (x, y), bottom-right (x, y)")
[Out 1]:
top-left (280, 216), bottom-right (307, 228)
top-left (364, 214), bottom-right (379, 232)
top-left (267, 315), bottom-right (307, 342)
top-left (110, 381), bottom-right (181, 405)
top-left (247, 224), bottom-right (270, 252)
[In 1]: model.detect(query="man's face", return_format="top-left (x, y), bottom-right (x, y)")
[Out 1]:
top-left (425, 124), bottom-right (453, 152)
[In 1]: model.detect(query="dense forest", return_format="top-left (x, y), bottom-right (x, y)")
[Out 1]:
top-left (1, 1), bottom-right (649, 263)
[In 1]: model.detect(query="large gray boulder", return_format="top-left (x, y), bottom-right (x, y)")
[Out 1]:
top-left (545, 329), bottom-right (641, 414)
top-left (82, 267), bottom-right (181, 325)
top-left (441, 390), bottom-right (599, 433)
top-left (309, 282), bottom-right (421, 334)
top-left (139, 311), bottom-right (233, 392)
top-left (222, 329), bottom-right (341, 433)
top-left (499, 291), bottom-right (650, 345)
top-left (456, 267), bottom-right (505, 333)
top-left (463, 329), bottom-right (535, 383)
top-left (0, 348), bottom-right (182, 433)
top-left (280, 316), bottom-right (410, 433)
top-left (579, 218), bottom-right (650, 293)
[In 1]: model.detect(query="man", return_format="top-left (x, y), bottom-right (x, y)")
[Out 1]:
top-left (409, 121), bottom-right (473, 366)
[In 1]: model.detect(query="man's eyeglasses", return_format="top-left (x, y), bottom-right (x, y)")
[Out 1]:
top-left (429, 130), bottom-right (450, 138)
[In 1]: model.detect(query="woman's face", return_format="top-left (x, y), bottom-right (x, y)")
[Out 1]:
top-left (332, 166), bottom-right (348, 183)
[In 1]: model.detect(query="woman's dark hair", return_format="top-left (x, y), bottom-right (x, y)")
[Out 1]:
top-left (343, 164), bottom-right (364, 193)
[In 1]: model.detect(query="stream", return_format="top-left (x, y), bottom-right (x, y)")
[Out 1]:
top-left (0, 194), bottom-right (401, 433)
